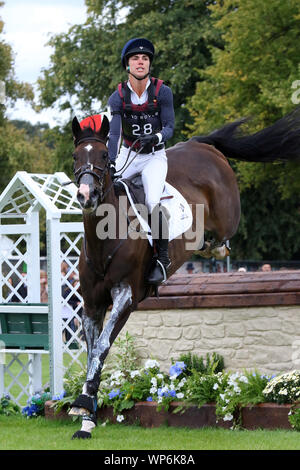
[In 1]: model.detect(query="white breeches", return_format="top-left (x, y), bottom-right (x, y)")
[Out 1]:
top-left (115, 146), bottom-right (168, 214)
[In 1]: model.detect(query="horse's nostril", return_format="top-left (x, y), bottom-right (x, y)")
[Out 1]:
top-left (77, 192), bottom-right (84, 203)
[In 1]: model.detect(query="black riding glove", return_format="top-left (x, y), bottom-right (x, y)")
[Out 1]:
top-left (139, 134), bottom-right (159, 147)
top-left (109, 162), bottom-right (117, 179)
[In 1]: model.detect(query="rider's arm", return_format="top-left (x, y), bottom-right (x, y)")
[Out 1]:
top-left (107, 91), bottom-right (123, 163)
top-left (157, 85), bottom-right (175, 144)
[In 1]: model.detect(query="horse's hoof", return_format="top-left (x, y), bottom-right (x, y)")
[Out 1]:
top-left (72, 430), bottom-right (91, 439)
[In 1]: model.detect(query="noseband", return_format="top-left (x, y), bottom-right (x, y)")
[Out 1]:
top-left (73, 137), bottom-right (112, 202)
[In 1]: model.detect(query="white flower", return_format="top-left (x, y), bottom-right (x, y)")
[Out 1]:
top-left (156, 373), bottom-right (164, 380)
top-left (220, 393), bottom-right (226, 401)
top-left (239, 375), bottom-right (248, 384)
top-left (170, 374), bottom-right (178, 381)
top-left (151, 377), bottom-right (157, 386)
top-left (116, 414), bottom-right (124, 422)
top-left (278, 388), bottom-right (288, 395)
top-left (176, 392), bottom-right (184, 399)
top-left (150, 386), bottom-right (157, 394)
top-left (213, 383), bottom-right (219, 390)
top-left (157, 397), bottom-right (163, 404)
top-left (130, 370), bottom-right (140, 378)
top-left (223, 413), bottom-right (233, 421)
top-left (145, 359), bottom-right (160, 369)
top-left (177, 378), bottom-right (186, 389)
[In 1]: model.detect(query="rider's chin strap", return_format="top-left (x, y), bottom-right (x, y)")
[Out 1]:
top-left (128, 71), bottom-right (150, 81)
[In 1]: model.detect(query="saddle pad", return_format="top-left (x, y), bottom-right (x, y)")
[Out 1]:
top-left (119, 181), bottom-right (193, 246)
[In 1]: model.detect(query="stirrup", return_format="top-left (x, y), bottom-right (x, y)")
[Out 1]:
top-left (156, 259), bottom-right (168, 283)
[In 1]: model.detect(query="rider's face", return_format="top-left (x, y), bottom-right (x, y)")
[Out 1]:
top-left (128, 54), bottom-right (150, 77)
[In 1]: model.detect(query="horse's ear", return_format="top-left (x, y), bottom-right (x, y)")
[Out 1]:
top-left (98, 115), bottom-right (110, 140)
top-left (72, 116), bottom-right (82, 139)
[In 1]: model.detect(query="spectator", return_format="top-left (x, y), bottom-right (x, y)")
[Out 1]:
top-left (186, 262), bottom-right (194, 274)
top-left (261, 263), bottom-right (272, 272)
top-left (40, 270), bottom-right (48, 303)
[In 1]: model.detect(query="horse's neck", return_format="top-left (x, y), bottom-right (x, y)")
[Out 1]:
top-left (83, 189), bottom-right (120, 260)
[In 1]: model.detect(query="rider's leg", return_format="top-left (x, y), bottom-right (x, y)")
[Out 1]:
top-left (147, 205), bottom-right (171, 285)
top-left (141, 151), bottom-right (169, 284)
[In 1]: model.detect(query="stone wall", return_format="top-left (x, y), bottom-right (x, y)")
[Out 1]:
top-left (108, 271), bottom-right (300, 375)
top-left (114, 305), bottom-right (300, 375)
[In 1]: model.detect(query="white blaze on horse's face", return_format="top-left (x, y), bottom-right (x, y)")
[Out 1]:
top-left (77, 143), bottom-right (99, 212)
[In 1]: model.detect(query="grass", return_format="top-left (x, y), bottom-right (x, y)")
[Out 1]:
top-left (0, 415), bottom-right (300, 450)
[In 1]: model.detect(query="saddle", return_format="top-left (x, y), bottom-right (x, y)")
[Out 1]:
top-left (114, 174), bottom-right (146, 206)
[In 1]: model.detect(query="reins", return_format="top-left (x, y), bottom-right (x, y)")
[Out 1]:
top-left (65, 136), bottom-right (146, 280)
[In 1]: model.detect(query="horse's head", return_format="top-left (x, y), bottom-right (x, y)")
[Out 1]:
top-left (72, 114), bottom-right (110, 213)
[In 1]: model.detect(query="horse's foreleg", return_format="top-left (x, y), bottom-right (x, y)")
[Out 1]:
top-left (70, 282), bottom-right (132, 439)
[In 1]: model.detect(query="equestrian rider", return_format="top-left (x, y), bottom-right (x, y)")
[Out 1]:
top-left (107, 38), bottom-right (175, 285)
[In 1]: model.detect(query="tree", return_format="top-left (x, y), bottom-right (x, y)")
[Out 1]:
top-left (186, 0), bottom-right (300, 198)
top-left (185, 0), bottom-right (300, 260)
top-left (0, 121), bottom-right (55, 193)
top-left (37, 0), bottom-right (223, 143)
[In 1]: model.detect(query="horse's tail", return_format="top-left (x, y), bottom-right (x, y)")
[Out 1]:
top-left (191, 106), bottom-right (300, 163)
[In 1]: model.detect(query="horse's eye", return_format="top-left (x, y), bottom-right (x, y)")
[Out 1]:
top-left (103, 152), bottom-right (108, 160)
top-left (72, 153), bottom-right (77, 160)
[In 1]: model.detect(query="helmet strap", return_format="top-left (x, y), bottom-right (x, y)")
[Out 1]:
top-left (128, 70), bottom-right (150, 81)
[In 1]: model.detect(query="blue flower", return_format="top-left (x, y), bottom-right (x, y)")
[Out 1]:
top-left (169, 361), bottom-right (186, 378)
top-left (52, 390), bottom-right (66, 401)
top-left (146, 397), bottom-right (153, 402)
top-left (22, 404), bottom-right (39, 417)
top-left (108, 389), bottom-right (121, 399)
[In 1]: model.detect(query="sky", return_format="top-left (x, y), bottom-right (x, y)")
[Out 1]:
top-left (1, 0), bottom-right (87, 127)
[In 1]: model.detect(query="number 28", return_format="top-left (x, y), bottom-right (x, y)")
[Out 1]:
top-left (132, 123), bottom-right (153, 135)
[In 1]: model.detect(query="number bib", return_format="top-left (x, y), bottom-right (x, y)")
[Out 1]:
top-left (118, 78), bottom-right (164, 147)
top-left (122, 109), bottom-right (162, 145)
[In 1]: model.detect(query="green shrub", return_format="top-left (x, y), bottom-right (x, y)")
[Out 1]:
top-left (176, 352), bottom-right (225, 376)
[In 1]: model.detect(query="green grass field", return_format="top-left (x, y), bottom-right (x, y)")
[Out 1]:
top-left (0, 416), bottom-right (300, 450)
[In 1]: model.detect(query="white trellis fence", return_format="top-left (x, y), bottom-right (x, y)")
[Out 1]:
top-left (0, 171), bottom-right (85, 405)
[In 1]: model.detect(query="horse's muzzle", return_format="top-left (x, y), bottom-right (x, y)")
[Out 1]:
top-left (77, 184), bottom-right (99, 212)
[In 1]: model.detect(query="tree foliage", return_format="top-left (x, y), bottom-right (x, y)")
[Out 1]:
top-left (37, 0), bottom-right (223, 142)
top-left (0, 121), bottom-right (55, 193)
top-left (186, 0), bottom-right (300, 198)
top-left (184, 0), bottom-right (300, 259)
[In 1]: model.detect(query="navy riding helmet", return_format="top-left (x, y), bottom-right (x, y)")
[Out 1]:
top-left (121, 38), bottom-right (155, 69)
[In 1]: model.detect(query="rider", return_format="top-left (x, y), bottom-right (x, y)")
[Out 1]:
top-left (107, 38), bottom-right (175, 285)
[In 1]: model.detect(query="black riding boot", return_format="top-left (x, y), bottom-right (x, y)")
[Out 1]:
top-left (147, 207), bottom-right (170, 286)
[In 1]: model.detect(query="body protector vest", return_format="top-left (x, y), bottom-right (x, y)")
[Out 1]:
top-left (117, 77), bottom-right (164, 147)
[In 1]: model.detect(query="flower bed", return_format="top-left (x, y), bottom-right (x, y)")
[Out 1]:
top-left (44, 400), bottom-right (293, 430)
top-left (43, 357), bottom-right (300, 431)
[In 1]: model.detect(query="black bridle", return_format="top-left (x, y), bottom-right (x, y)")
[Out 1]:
top-left (71, 136), bottom-right (114, 202)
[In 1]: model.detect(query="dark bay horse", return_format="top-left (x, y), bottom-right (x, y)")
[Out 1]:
top-left (69, 108), bottom-right (300, 438)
